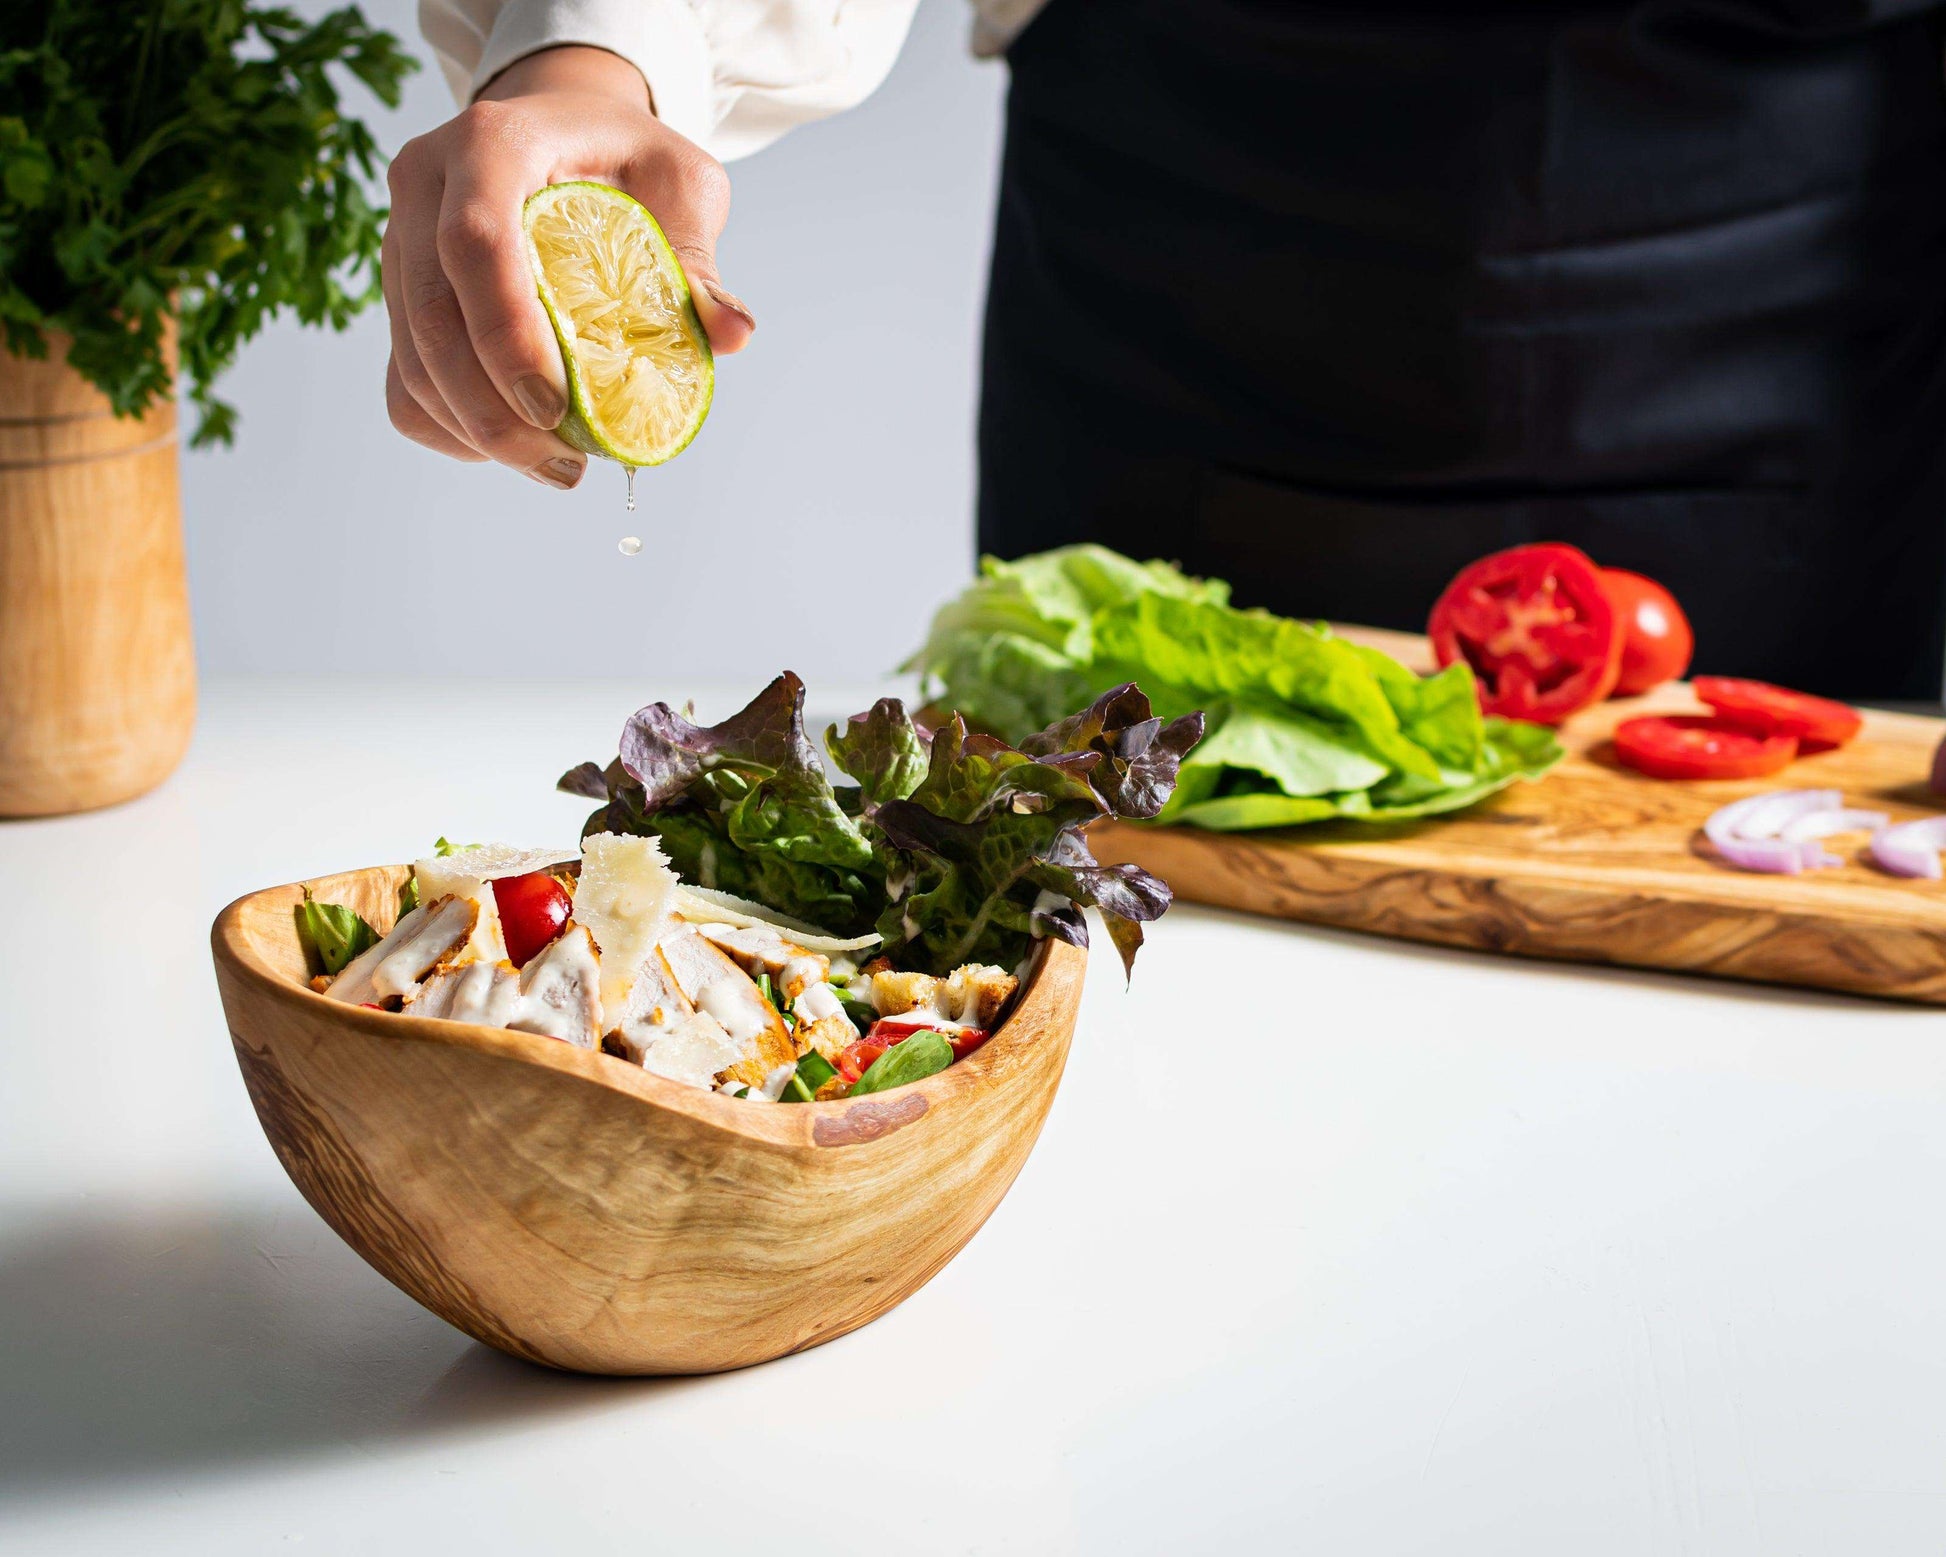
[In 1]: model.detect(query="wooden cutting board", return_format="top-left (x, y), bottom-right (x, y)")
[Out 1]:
top-left (1090, 628), bottom-right (1946, 1005)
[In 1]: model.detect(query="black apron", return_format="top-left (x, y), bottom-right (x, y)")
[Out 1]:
top-left (978, 0), bottom-right (1946, 699)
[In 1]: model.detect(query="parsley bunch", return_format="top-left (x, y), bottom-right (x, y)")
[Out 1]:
top-left (0, 3), bottom-right (415, 445)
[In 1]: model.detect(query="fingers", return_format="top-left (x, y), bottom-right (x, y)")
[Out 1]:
top-left (622, 141), bottom-right (756, 356)
top-left (383, 223), bottom-right (478, 455)
top-left (387, 357), bottom-right (486, 461)
top-left (387, 118), bottom-right (585, 486)
top-left (436, 105), bottom-right (574, 431)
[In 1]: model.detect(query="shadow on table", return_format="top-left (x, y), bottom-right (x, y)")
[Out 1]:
top-left (0, 1200), bottom-right (698, 1500)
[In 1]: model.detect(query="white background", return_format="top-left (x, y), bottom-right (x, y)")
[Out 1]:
top-left (180, 0), bottom-right (1005, 691)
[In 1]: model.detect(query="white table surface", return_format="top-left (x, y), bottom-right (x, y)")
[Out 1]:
top-left (6, 676), bottom-right (1946, 1556)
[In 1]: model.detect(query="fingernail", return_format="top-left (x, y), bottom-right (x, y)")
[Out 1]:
top-left (513, 374), bottom-right (566, 428)
top-left (533, 456), bottom-right (584, 489)
top-left (703, 281), bottom-right (755, 330)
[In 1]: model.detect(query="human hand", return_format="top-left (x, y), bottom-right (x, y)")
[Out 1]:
top-left (382, 45), bottom-right (754, 487)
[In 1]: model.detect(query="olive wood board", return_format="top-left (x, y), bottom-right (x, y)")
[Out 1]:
top-left (1090, 627), bottom-right (1946, 1006)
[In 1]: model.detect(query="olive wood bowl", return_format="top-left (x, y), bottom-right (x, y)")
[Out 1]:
top-left (211, 865), bottom-right (1084, 1375)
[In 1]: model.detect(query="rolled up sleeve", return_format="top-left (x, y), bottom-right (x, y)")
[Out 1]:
top-left (418, 0), bottom-right (921, 161)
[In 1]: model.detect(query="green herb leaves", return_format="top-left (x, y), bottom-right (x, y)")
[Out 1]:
top-left (560, 680), bottom-right (1198, 979)
top-left (909, 546), bottom-right (1564, 831)
top-left (293, 890), bottom-right (378, 977)
top-left (849, 1031), bottom-right (953, 1096)
top-left (0, 3), bottom-right (415, 443)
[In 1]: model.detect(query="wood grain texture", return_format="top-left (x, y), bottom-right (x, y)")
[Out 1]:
top-left (211, 866), bottom-right (1085, 1375)
top-left (1092, 626), bottom-right (1946, 1005)
top-left (0, 337), bottom-right (195, 816)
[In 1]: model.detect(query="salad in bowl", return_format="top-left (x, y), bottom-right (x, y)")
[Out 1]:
top-left (296, 674), bottom-right (1202, 1105)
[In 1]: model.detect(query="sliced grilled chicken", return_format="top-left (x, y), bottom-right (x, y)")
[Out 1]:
top-left (607, 942), bottom-right (699, 1063)
top-left (658, 922), bottom-right (799, 1089)
top-left (326, 893), bottom-right (501, 1006)
top-left (511, 925), bottom-right (602, 1048)
top-left (634, 1009), bottom-right (748, 1089)
top-left (698, 922), bottom-right (831, 1000)
top-left (410, 959), bottom-right (521, 1026)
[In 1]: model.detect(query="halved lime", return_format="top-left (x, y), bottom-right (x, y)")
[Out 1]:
top-left (523, 181), bottom-right (713, 467)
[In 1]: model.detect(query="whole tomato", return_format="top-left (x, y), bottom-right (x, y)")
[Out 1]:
top-left (491, 870), bottom-right (571, 967)
top-left (1600, 568), bottom-right (1693, 697)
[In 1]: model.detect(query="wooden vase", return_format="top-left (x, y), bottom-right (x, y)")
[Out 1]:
top-left (0, 336), bottom-right (196, 816)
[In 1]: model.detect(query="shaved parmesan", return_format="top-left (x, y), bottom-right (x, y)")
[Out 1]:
top-left (637, 1009), bottom-right (745, 1089)
top-left (672, 883), bottom-right (881, 954)
top-left (575, 832), bottom-right (680, 1018)
top-left (414, 843), bottom-right (578, 904)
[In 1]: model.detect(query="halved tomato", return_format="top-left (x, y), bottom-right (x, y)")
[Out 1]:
top-left (1613, 715), bottom-right (1798, 781)
top-left (1692, 677), bottom-right (1862, 750)
top-left (1429, 543), bottom-right (1623, 724)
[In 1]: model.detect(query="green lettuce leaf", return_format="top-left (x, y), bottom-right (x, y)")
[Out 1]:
top-left (911, 545), bottom-right (1563, 833)
top-left (294, 891), bottom-right (378, 978)
top-left (826, 698), bottom-right (929, 807)
top-left (562, 675), bottom-right (882, 934)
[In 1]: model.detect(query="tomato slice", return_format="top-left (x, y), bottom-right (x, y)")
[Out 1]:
top-left (1613, 715), bottom-right (1799, 781)
top-left (1429, 543), bottom-right (1623, 723)
top-left (1691, 677), bottom-right (1862, 750)
top-left (1599, 568), bottom-right (1694, 697)
top-left (491, 870), bottom-right (572, 968)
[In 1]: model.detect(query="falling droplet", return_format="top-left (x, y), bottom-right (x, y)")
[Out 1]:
top-left (625, 466), bottom-right (637, 513)
top-left (618, 535), bottom-right (642, 556)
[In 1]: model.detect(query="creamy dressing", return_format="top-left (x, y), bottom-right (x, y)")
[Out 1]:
top-left (326, 895), bottom-right (480, 1004)
top-left (637, 1009), bottom-right (743, 1089)
top-left (696, 977), bottom-right (772, 1047)
top-left (779, 954), bottom-right (826, 1000)
top-left (411, 960), bottom-right (521, 1026)
top-left (793, 981), bottom-right (844, 1025)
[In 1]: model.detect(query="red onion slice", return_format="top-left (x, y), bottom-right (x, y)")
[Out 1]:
top-left (1870, 817), bottom-right (1946, 880)
top-left (1731, 789), bottom-right (1842, 839)
top-left (1703, 790), bottom-right (1847, 873)
top-left (1932, 735), bottom-right (1946, 797)
top-left (1777, 808), bottom-right (1888, 842)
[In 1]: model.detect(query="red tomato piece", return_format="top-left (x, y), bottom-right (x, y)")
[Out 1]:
top-left (1613, 715), bottom-right (1799, 781)
top-left (871, 1015), bottom-right (991, 1059)
top-left (1691, 677), bottom-right (1863, 750)
top-left (837, 1034), bottom-right (893, 1084)
top-left (1428, 543), bottom-right (1624, 723)
top-left (1599, 568), bottom-right (1694, 697)
top-left (491, 870), bottom-right (572, 968)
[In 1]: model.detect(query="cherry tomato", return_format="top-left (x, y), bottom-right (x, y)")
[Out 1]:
top-left (1692, 676), bottom-right (1862, 751)
top-left (491, 870), bottom-right (571, 968)
top-left (1613, 715), bottom-right (1798, 781)
top-left (1599, 568), bottom-right (1693, 697)
top-left (1429, 543), bottom-right (1623, 724)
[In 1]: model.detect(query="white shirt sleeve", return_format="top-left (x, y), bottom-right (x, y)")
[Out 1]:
top-left (418, 0), bottom-right (923, 162)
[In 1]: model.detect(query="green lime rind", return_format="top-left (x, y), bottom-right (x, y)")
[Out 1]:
top-left (522, 180), bottom-right (714, 468)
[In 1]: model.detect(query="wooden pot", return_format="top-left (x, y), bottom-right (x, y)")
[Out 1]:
top-left (0, 336), bottom-right (196, 816)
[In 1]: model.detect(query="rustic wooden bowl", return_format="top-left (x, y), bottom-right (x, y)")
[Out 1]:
top-left (211, 865), bottom-right (1085, 1375)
